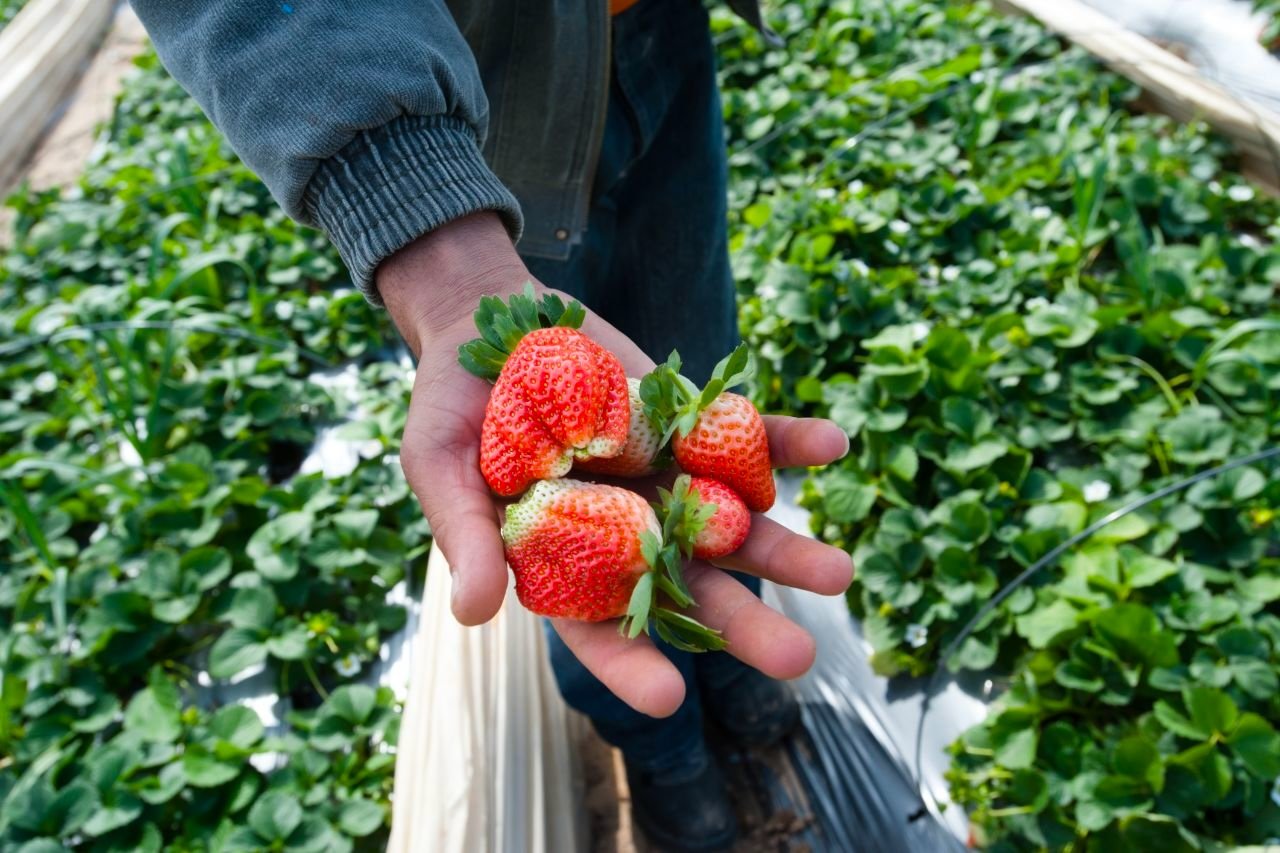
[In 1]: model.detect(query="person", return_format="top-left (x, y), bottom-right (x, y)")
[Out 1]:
top-left (130, 1), bottom-right (854, 849)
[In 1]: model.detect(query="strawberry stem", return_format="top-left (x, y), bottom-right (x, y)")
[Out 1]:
top-left (640, 343), bottom-right (755, 445)
top-left (457, 282), bottom-right (587, 381)
top-left (618, 503), bottom-right (725, 652)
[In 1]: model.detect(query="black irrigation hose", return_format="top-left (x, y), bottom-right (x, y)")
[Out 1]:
top-left (0, 320), bottom-right (333, 368)
top-left (909, 443), bottom-right (1280, 821)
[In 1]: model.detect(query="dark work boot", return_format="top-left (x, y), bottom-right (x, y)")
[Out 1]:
top-left (625, 740), bottom-right (737, 852)
top-left (699, 662), bottom-right (801, 748)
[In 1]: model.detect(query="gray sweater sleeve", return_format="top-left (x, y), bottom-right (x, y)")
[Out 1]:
top-left (129, 1), bottom-right (523, 302)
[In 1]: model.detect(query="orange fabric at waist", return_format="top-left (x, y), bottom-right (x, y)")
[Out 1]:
top-left (611, 0), bottom-right (642, 15)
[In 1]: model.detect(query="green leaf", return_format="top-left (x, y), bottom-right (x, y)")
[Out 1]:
top-left (182, 750), bottom-right (240, 788)
top-left (883, 445), bottom-right (918, 481)
top-left (1113, 736), bottom-right (1164, 791)
top-left (1226, 712), bottom-right (1280, 779)
top-left (332, 509), bottom-right (379, 540)
top-left (83, 794), bottom-right (143, 837)
top-left (1183, 686), bottom-right (1237, 736)
top-left (183, 546), bottom-right (233, 591)
top-left (989, 710), bottom-right (1038, 769)
top-left (324, 685), bottom-right (377, 725)
top-left (337, 798), bottom-right (385, 837)
top-left (944, 500), bottom-right (992, 544)
top-left (208, 704), bottom-right (265, 750)
top-left (249, 790), bottom-right (304, 842)
top-left (137, 763), bottom-right (185, 805)
top-left (208, 628), bottom-right (268, 679)
top-left (823, 473), bottom-right (877, 524)
top-left (123, 680), bottom-right (181, 744)
top-left (1094, 604), bottom-right (1178, 668)
top-left (266, 622), bottom-right (310, 660)
top-left (1158, 406), bottom-right (1234, 465)
top-left (1168, 742), bottom-right (1232, 802)
top-left (1123, 553), bottom-right (1179, 588)
top-left (621, 571), bottom-right (656, 639)
top-left (1154, 700), bottom-right (1209, 741)
top-left (227, 585), bottom-right (278, 630)
top-left (1015, 599), bottom-right (1080, 649)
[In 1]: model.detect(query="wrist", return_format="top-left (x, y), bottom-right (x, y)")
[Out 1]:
top-left (377, 211), bottom-right (531, 355)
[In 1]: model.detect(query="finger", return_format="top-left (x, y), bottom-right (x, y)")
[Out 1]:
top-left (763, 415), bottom-right (850, 469)
top-left (550, 618), bottom-right (688, 718)
top-left (401, 373), bottom-right (509, 627)
top-left (712, 515), bottom-right (853, 595)
top-left (683, 563), bottom-right (817, 680)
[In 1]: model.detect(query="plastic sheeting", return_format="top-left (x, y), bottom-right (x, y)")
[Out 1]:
top-left (387, 546), bottom-right (586, 853)
top-left (1078, 0), bottom-right (1280, 113)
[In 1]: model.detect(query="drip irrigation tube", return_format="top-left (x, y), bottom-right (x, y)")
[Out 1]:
top-left (910, 444), bottom-right (1280, 818)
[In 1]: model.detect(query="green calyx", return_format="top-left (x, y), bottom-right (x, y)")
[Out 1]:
top-left (616, 476), bottom-right (725, 653)
top-left (640, 344), bottom-right (754, 445)
top-left (457, 282), bottom-right (587, 381)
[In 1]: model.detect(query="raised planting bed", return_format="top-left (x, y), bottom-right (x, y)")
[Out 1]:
top-left (0, 53), bottom-right (425, 850)
top-left (717, 0), bottom-right (1280, 847)
top-left (3, 1), bottom-right (1279, 850)
top-left (0, 0), bottom-right (114, 190)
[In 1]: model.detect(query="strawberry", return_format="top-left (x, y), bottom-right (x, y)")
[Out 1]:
top-left (643, 346), bottom-right (776, 512)
top-left (502, 478), bottom-right (726, 651)
top-left (459, 285), bottom-right (629, 496)
top-left (681, 476), bottom-right (751, 560)
top-left (574, 378), bottom-right (667, 478)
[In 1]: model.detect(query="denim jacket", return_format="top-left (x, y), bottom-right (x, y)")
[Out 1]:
top-left (129, 0), bottom-right (777, 301)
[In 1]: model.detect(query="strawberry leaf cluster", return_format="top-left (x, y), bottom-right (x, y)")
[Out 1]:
top-left (458, 284), bottom-right (587, 381)
top-left (0, 52), bottom-right (418, 850)
top-left (717, 0), bottom-right (1280, 846)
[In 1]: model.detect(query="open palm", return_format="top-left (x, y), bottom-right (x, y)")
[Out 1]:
top-left (397, 282), bottom-right (853, 718)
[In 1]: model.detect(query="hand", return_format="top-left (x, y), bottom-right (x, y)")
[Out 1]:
top-left (378, 212), bottom-right (854, 718)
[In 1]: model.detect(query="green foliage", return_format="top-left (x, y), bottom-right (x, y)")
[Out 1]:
top-left (0, 53), bottom-right (424, 849)
top-left (1259, 0), bottom-right (1280, 51)
top-left (0, 0), bottom-right (29, 30)
top-left (716, 0), bottom-right (1280, 847)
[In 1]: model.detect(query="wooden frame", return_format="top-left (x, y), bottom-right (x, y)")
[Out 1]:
top-left (994, 0), bottom-right (1280, 195)
top-left (0, 0), bottom-right (115, 191)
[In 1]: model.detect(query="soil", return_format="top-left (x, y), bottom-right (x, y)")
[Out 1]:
top-left (584, 723), bottom-right (821, 853)
top-left (0, 2), bottom-right (148, 244)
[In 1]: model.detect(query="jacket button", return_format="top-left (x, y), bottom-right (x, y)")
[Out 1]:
top-left (554, 228), bottom-right (569, 240)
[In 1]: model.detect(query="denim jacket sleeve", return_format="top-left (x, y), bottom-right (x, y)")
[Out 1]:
top-left (129, 0), bottom-right (524, 301)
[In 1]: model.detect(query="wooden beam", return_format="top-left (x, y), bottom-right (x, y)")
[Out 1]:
top-left (0, 0), bottom-right (116, 192)
top-left (993, 0), bottom-right (1280, 195)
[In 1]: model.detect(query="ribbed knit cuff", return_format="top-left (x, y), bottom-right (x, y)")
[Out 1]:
top-left (304, 114), bottom-right (524, 304)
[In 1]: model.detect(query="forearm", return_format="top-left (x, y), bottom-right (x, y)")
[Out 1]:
top-left (130, 0), bottom-right (523, 300)
top-left (378, 211), bottom-right (531, 357)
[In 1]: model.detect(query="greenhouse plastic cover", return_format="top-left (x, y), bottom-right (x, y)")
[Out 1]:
top-left (1079, 0), bottom-right (1280, 113)
top-left (379, 472), bottom-right (988, 852)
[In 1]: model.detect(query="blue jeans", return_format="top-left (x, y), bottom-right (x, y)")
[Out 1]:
top-left (519, 0), bottom-right (756, 770)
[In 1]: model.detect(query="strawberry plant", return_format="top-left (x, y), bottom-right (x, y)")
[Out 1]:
top-left (2, 0), bottom-right (1278, 849)
top-left (716, 0), bottom-right (1279, 847)
top-left (0, 52), bottom-right (422, 850)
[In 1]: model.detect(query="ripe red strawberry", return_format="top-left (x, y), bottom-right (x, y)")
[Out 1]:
top-left (575, 378), bottom-right (667, 478)
top-left (674, 393), bottom-right (774, 512)
top-left (643, 346), bottom-right (776, 512)
top-left (503, 479), bottom-right (656, 621)
top-left (684, 477), bottom-right (751, 559)
top-left (459, 286), bottom-right (629, 496)
top-left (502, 479), bottom-right (726, 650)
